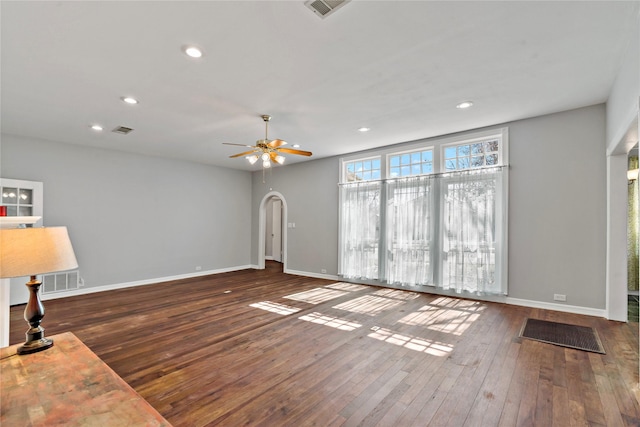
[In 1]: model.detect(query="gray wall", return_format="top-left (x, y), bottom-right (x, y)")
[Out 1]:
top-left (251, 157), bottom-right (340, 275)
top-left (1, 134), bottom-right (252, 293)
top-left (251, 104), bottom-right (607, 310)
top-left (508, 105), bottom-right (605, 308)
top-left (605, 6), bottom-right (639, 153)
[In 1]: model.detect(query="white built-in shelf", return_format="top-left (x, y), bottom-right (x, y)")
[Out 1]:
top-left (0, 216), bottom-right (42, 229)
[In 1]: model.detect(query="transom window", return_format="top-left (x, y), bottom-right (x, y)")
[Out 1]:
top-left (444, 139), bottom-right (499, 171)
top-left (344, 157), bottom-right (381, 182)
top-left (389, 149), bottom-right (433, 178)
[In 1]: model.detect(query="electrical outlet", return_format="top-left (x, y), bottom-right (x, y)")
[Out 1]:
top-left (195, 266), bottom-right (202, 271)
top-left (321, 268), bottom-right (327, 274)
top-left (553, 294), bottom-right (567, 302)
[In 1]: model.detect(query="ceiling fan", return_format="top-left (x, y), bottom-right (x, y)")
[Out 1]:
top-left (223, 115), bottom-right (312, 168)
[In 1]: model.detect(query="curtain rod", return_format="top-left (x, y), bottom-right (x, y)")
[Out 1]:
top-left (338, 165), bottom-right (508, 186)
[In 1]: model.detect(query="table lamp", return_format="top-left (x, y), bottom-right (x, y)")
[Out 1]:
top-left (0, 227), bottom-right (78, 354)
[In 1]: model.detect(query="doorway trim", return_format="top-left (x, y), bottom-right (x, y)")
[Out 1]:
top-left (258, 191), bottom-right (288, 271)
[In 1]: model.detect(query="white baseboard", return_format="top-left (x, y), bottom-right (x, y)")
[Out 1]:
top-left (285, 269), bottom-right (340, 281)
top-left (40, 265), bottom-right (255, 301)
top-left (505, 297), bottom-right (607, 318)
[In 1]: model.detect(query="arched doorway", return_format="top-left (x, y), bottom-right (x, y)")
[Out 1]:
top-left (258, 191), bottom-right (288, 271)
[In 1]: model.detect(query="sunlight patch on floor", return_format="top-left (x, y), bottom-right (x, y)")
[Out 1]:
top-left (371, 289), bottom-right (420, 301)
top-left (368, 326), bottom-right (453, 356)
top-left (429, 297), bottom-right (485, 311)
top-left (333, 295), bottom-right (406, 316)
top-left (299, 312), bottom-right (362, 331)
top-left (325, 282), bottom-right (370, 292)
top-left (249, 301), bottom-right (301, 315)
top-left (284, 288), bottom-right (348, 304)
top-left (398, 305), bottom-right (481, 336)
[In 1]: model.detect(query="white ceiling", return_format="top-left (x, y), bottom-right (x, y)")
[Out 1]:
top-left (1, 1), bottom-right (638, 171)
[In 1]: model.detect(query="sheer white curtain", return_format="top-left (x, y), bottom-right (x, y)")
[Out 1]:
top-left (338, 167), bottom-right (507, 295)
top-left (385, 176), bottom-right (434, 286)
top-left (339, 181), bottom-right (381, 280)
top-left (440, 167), bottom-right (506, 294)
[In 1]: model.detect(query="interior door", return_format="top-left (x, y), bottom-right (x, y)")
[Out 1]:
top-left (272, 199), bottom-right (282, 262)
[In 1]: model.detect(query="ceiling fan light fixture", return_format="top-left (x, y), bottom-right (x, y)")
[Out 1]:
top-left (263, 160), bottom-right (271, 169)
top-left (261, 153), bottom-right (270, 162)
top-left (275, 155), bottom-right (285, 165)
top-left (246, 155), bottom-right (259, 165)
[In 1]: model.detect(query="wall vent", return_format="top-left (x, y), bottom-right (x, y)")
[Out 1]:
top-left (304, 0), bottom-right (350, 19)
top-left (42, 270), bottom-right (81, 295)
top-left (112, 126), bottom-right (134, 135)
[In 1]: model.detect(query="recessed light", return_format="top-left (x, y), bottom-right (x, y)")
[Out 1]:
top-left (90, 124), bottom-right (103, 131)
top-left (292, 144), bottom-right (301, 148)
top-left (183, 45), bottom-right (203, 58)
top-left (358, 127), bottom-right (370, 132)
top-left (456, 101), bottom-right (474, 109)
top-left (121, 96), bottom-right (139, 105)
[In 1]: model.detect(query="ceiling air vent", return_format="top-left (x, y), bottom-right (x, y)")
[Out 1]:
top-left (304, 0), bottom-right (350, 19)
top-left (112, 126), bottom-right (134, 135)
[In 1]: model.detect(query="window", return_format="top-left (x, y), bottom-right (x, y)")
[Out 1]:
top-left (339, 129), bottom-right (508, 296)
top-left (389, 149), bottom-right (433, 178)
top-left (344, 157), bottom-right (381, 182)
top-left (340, 181), bottom-right (381, 280)
top-left (444, 139), bottom-right (500, 171)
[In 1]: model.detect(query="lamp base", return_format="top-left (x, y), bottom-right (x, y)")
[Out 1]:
top-left (17, 336), bottom-right (54, 355)
top-left (17, 277), bottom-right (54, 355)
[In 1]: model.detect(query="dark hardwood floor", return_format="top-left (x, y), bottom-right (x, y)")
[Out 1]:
top-left (9, 262), bottom-right (640, 426)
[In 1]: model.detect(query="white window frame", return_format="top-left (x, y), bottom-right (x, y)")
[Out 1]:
top-left (441, 135), bottom-right (503, 172)
top-left (341, 128), bottom-right (509, 181)
top-left (387, 146), bottom-right (435, 178)
top-left (341, 155), bottom-right (382, 182)
top-left (339, 127), bottom-right (509, 294)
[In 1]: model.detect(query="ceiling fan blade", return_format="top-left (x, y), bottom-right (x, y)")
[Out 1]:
top-left (268, 139), bottom-right (287, 148)
top-left (277, 147), bottom-right (313, 157)
top-left (223, 142), bottom-right (255, 148)
top-left (229, 149), bottom-right (258, 158)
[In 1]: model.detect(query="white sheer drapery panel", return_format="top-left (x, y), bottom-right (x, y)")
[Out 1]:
top-left (385, 176), bottom-right (434, 286)
top-left (339, 182), bottom-right (381, 280)
top-left (441, 169), bottom-right (502, 294)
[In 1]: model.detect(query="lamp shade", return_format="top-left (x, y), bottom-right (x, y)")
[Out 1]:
top-left (0, 227), bottom-right (78, 278)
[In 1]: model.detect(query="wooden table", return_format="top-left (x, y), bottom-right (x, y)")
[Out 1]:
top-left (1, 332), bottom-right (171, 426)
